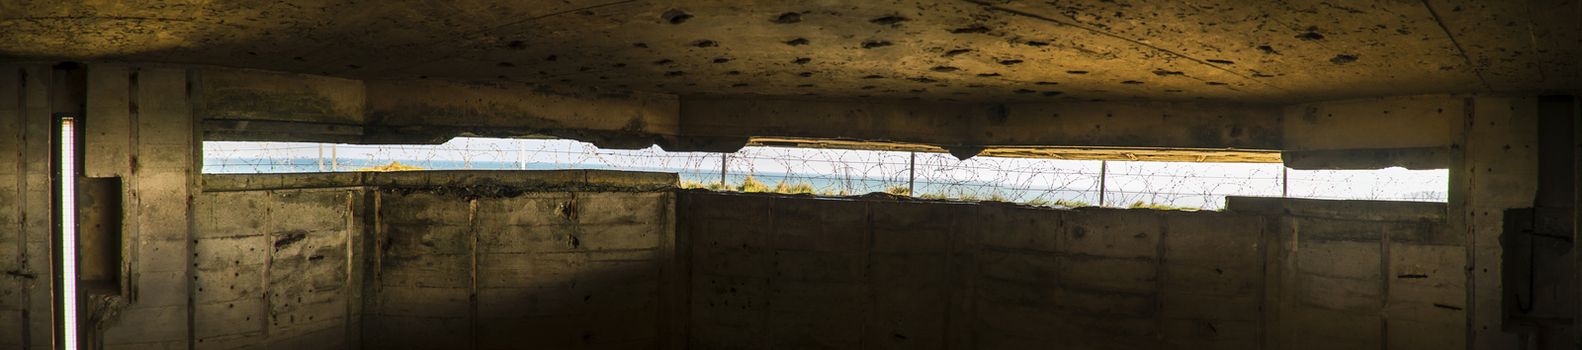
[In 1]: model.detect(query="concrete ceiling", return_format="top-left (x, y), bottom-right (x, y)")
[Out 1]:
top-left (2, 0), bottom-right (1579, 104)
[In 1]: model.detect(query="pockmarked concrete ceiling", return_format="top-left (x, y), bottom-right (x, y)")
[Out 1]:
top-left (2, 0), bottom-right (1578, 103)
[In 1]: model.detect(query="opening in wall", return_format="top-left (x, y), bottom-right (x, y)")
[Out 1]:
top-left (203, 137), bottom-right (1448, 210)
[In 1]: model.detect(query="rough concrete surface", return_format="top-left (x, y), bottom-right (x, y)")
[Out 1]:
top-left (195, 171), bottom-right (680, 350)
top-left (0, 65), bottom-right (54, 350)
top-left (193, 188), bottom-right (362, 350)
top-left (369, 189), bottom-right (675, 350)
top-left (1230, 197), bottom-right (1463, 350)
top-left (2, 1), bottom-right (1578, 103)
top-left (681, 192), bottom-right (1460, 349)
top-left (0, 24), bottom-right (1564, 349)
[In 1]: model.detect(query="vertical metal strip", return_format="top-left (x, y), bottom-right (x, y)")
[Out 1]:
top-left (1573, 96), bottom-right (1581, 349)
top-left (344, 190), bottom-right (357, 346)
top-left (467, 198), bottom-right (479, 350)
top-left (1459, 96), bottom-right (1476, 350)
top-left (124, 69), bottom-right (140, 301)
top-left (1381, 216), bottom-right (1392, 350)
top-left (908, 152), bottom-right (916, 195)
top-left (1099, 160), bottom-right (1109, 207)
top-left (1154, 214), bottom-right (1169, 343)
top-left (185, 68), bottom-right (199, 350)
top-left (940, 204), bottom-right (957, 347)
top-left (1256, 212), bottom-right (1276, 349)
top-left (48, 81), bottom-right (64, 350)
top-left (261, 191), bottom-right (272, 339)
top-left (14, 66), bottom-right (32, 350)
top-left (856, 201), bottom-right (871, 350)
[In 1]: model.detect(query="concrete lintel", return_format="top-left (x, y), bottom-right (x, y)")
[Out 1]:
top-left (1283, 95), bottom-right (1465, 151)
top-left (197, 68), bottom-right (366, 125)
top-left (681, 96), bottom-right (1283, 150)
top-left (193, 66), bottom-right (684, 148)
top-left (749, 137), bottom-right (1282, 163)
top-left (203, 119), bottom-right (366, 143)
top-left (364, 79), bottom-right (680, 143)
top-left (679, 96), bottom-right (994, 146)
top-left (186, 66), bottom-right (1493, 168)
top-left (1282, 147), bottom-right (1453, 170)
top-left (1003, 100), bottom-right (1282, 149)
top-left (193, 69), bottom-right (1290, 151)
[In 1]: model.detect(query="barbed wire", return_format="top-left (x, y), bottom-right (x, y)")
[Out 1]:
top-left (203, 138), bottom-right (1449, 210)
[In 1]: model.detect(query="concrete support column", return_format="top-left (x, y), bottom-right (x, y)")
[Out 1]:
top-left (1459, 96), bottom-right (1539, 349)
top-left (84, 64), bottom-right (199, 350)
top-left (0, 63), bottom-right (195, 350)
top-left (0, 64), bottom-right (59, 350)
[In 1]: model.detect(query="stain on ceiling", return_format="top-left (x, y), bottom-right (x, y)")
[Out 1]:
top-left (1, 0), bottom-right (1578, 103)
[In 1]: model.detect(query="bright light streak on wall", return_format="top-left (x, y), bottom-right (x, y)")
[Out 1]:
top-left (59, 118), bottom-right (78, 350)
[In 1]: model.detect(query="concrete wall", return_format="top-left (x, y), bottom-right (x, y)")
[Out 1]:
top-left (0, 62), bottom-right (688, 349)
top-left (1460, 97), bottom-right (1541, 348)
top-left (0, 64), bottom-right (201, 349)
top-left (194, 178), bottom-right (366, 349)
top-left (680, 192), bottom-right (1462, 350)
top-left (349, 171), bottom-right (677, 350)
top-left (75, 64), bottom-right (203, 350)
top-left (1231, 197), bottom-right (1461, 350)
top-left (0, 65), bottom-right (55, 349)
top-left (0, 63), bottom-right (1545, 350)
top-left (190, 171), bottom-right (683, 350)
top-left (680, 193), bottom-right (1269, 349)
top-left (1283, 95), bottom-right (1543, 349)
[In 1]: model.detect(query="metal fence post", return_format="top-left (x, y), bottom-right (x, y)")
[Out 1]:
top-left (719, 153), bottom-right (728, 188)
top-left (1099, 160), bottom-right (1108, 207)
top-left (908, 152), bottom-right (916, 195)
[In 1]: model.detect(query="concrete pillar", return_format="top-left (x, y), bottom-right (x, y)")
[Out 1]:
top-left (85, 65), bottom-right (199, 350)
top-left (1460, 96), bottom-right (1540, 349)
top-left (0, 64), bottom-right (58, 350)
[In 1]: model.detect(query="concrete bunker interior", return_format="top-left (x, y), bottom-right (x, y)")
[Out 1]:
top-left (1, 1), bottom-right (1580, 349)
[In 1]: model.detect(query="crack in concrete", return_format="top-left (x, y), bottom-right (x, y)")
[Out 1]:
top-left (1419, 0), bottom-right (1491, 91)
top-left (354, 0), bottom-right (642, 78)
top-left (958, 0), bottom-right (1287, 93)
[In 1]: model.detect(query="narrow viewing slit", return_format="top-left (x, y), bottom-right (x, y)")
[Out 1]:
top-left (202, 137), bottom-right (1449, 210)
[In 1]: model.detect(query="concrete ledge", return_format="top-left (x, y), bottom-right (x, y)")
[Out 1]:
top-left (1224, 196), bottom-right (1447, 222)
top-left (202, 170), bottom-right (677, 193)
top-left (202, 172), bottom-right (368, 192)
